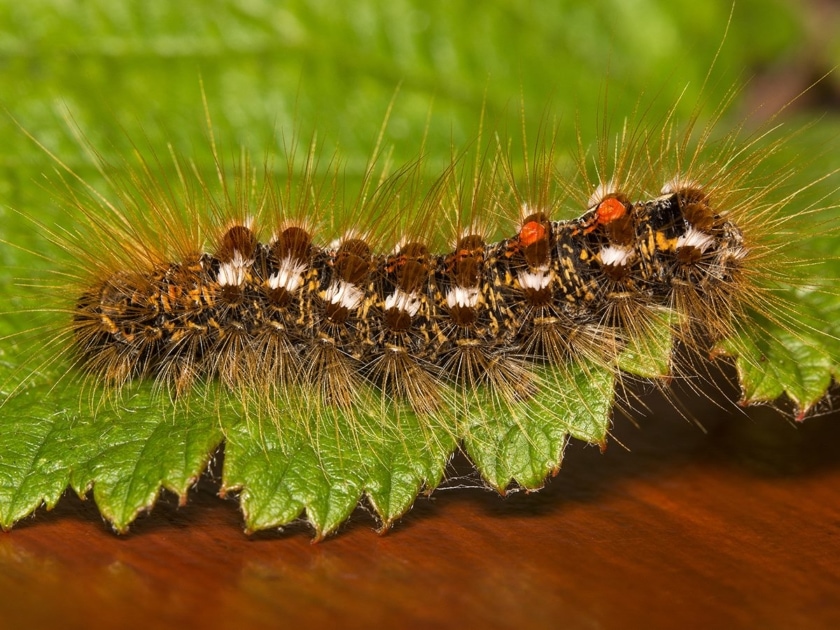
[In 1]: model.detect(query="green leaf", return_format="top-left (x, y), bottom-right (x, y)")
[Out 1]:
top-left (0, 393), bottom-right (79, 528)
top-left (726, 330), bottom-right (835, 417)
top-left (359, 409), bottom-right (457, 528)
top-left (617, 310), bottom-right (675, 379)
top-left (719, 278), bottom-right (840, 418)
top-left (0, 384), bottom-right (223, 531)
top-left (463, 362), bottom-right (614, 492)
top-left (221, 389), bottom-right (457, 537)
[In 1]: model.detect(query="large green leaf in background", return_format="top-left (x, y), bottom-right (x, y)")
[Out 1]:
top-left (0, 0), bottom-right (838, 535)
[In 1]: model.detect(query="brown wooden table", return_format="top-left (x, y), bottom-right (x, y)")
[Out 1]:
top-left (1, 387), bottom-right (838, 630)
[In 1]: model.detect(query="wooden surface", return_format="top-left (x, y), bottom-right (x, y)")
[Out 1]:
top-left (1, 390), bottom-right (839, 630)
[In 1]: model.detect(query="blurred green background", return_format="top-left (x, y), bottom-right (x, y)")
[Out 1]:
top-left (0, 0), bottom-right (838, 267)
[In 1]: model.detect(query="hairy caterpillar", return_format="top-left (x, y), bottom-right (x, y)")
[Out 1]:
top-left (55, 92), bottom-right (833, 409)
top-left (1, 76), bottom-right (838, 537)
top-left (69, 168), bottom-right (743, 411)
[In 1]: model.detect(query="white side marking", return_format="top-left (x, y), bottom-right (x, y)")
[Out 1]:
top-left (517, 264), bottom-right (552, 291)
top-left (384, 289), bottom-right (422, 316)
top-left (599, 245), bottom-right (636, 267)
top-left (268, 256), bottom-right (307, 293)
top-left (676, 227), bottom-right (715, 253)
top-left (217, 250), bottom-right (252, 286)
top-left (324, 280), bottom-right (364, 310)
top-left (446, 285), bottom-right (479, 310)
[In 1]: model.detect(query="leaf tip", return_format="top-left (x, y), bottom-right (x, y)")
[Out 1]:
top-left (375, 519), bottom-right (394, 535)
top-left (109, 520), bottom-right (131, 535)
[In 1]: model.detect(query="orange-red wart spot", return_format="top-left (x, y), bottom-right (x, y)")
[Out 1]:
top-left (596, 198), bottom-right (627, 225)
top-left (519, 220), bottom-right (547, 248)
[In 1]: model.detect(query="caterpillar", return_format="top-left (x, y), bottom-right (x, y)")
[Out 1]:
top-left (70, 168), bottom-right (744, 412)
top-left (56, 89), bottom-right (829, 412)
top-left (1, 78), bottom-right (838, 537)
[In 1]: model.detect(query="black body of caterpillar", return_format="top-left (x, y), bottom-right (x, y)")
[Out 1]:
top-left (72, 183), bottom-right (746, 412)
